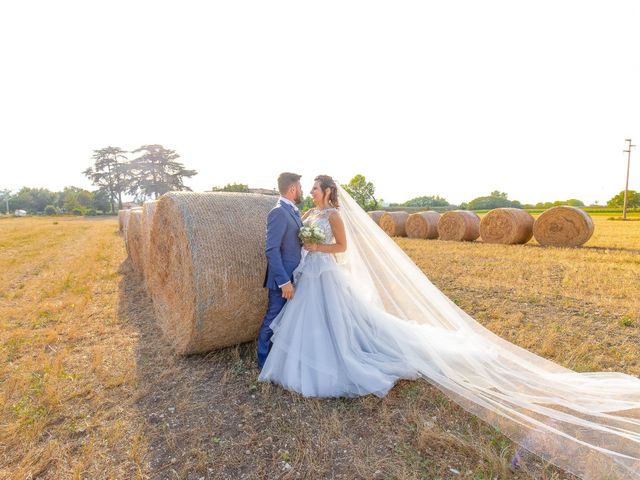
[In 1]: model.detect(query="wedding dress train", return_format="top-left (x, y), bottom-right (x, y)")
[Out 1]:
top-left (258, 189), bottom-right (640, 480)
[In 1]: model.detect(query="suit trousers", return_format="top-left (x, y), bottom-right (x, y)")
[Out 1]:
top-left (257, 288), bottom-right (287, 369)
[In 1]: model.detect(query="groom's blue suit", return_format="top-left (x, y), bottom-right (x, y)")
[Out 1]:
top-left (257, 198), bottom-right (303, 369)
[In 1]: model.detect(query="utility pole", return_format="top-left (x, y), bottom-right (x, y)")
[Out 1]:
top-left (623, 139), bottom-right (635, 220)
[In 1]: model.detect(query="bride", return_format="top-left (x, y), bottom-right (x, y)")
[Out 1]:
top-left (258, 175), bottom-right (640, 479)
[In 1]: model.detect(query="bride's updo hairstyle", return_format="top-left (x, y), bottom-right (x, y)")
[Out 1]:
top-left (314, 175), bottom-right (339, 208)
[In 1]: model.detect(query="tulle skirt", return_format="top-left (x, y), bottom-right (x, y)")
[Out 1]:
top-left (257, 251), bottom-right (496, 398)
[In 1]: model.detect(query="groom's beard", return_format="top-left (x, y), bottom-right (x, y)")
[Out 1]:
top-left (294, 193), bottom-right (303, 205)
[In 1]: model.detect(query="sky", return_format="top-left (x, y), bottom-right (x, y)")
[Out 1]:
top-left (1, 1), bottom-right (639, 205)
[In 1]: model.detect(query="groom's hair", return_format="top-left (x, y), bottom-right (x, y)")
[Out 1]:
top-left (277, 172), bottom-right (301, 194)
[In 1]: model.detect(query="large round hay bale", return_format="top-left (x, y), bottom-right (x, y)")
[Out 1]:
top-left (147, 192), bottom-right (278, 354)
top-left (406, 211), bottom-right (440, 239)
top-left (141, 201), bottom-right (159, 280)
top-left (379, 212), bottom-right (409, 237)
top-left (368, 210), bottom-right (385, 226)
top-left (123, 207), bottom-right (142, 249)
top-left (118, 209), bottom-right (126, 233)
top-left (533, 206), bottom-right (594, 247)
top-left (126, 209), bottom-right (144, 272)
top-left (480, 208), bottom-right (534, 244)
top-left (438, 210), bottom-right (480, 241)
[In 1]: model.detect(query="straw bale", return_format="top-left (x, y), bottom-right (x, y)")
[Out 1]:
top-left (123, 207), bottom-right (142, 249)
top-left (118, 209), bottom-right (126, 233)
top-left (406, 211), bottom-right (440, 239)
top-left (368, 210), bottom-right (385, 226)
top-left (147, 191), bottom-right (277, 354)
top-left (141, 201), bottom-right (159, 280)
top-left (126, 209), bottom-right (144, 272)
top-left (533, 206), bottom-right (594, 247)
top-left (438, 210), bottom-right (480, 241)
top-left (480, 208), bottom-right (534, 244)
top-left (379, 211), bottom-right (409, 237)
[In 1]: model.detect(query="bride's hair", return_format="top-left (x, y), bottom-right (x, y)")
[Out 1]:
top-left (314, 175), bottom-right (339, 208)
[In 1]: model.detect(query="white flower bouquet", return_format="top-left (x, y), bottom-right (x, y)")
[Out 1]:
top-left (298, 224), bottom-right (325, 244)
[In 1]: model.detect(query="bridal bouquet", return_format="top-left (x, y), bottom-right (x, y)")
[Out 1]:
top-left (299, 225), bottom-right (325, 244)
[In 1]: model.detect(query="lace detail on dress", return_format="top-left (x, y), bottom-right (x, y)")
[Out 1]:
top-left (303, 208), bottom-right (338, 245)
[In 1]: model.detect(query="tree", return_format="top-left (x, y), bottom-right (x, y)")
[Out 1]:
top-left (341, 174), bottom-right (379, 211)
top-left (11, 187), bottom-right (58, 213)
top-left (607, 190), bottom-right (639, 208)
top-left (466, 191), bottom-right (522, 210)
top-left (83, 146), bottom-right (130, 213)
top-left (213, 183), bottom-right (250, 192)
top-left (59, 186), bottom-right (94, 214)
top-left (0, 189), bottom-right (11, 214)
top-left (128, 144), bottom-right (197, 199)
top-left (403, 195), bottom-right (450, 208)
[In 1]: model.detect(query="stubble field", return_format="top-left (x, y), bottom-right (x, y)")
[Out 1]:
top-left (1, 214), bottom-right (638, 479)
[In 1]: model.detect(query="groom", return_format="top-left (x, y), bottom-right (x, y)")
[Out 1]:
top-left (257, 172), bottom-right (304, 369)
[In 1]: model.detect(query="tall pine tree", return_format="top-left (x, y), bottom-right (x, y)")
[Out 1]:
top-left (83, 146), bottom-right (130, 213)
top-left (128, 145), bottom-right (197, 199)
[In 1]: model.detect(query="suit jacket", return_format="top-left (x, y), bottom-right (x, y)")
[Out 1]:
top-left (263, 199), bottom-right (303, 290)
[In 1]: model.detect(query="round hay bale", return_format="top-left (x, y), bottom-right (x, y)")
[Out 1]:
top-left (126, 209), bottom-right (144, 272)
top-left (533, 206), bottom-right (594, 247)
top-left (379, 211), bottom-right (409, 237)
top-left (118, 209), bottom-right (126, 233)
top-left (368, 210), bottom-right (385, 226)
top-left (438, 210), bottom-right (480, 241)
top-left (406, 211), bottom-right (441, 239)
top-left (480, 208), bottom-right (534, 244)
top-left (147, 192), bottom-right (278, 354)
top-left (123, 207), bottom-right (142, 248)
top-left (141, 200), bottom-right (159, 280)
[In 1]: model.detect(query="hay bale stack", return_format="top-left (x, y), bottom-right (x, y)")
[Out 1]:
top-left (406, 211), bottom-right (440, 239)
top-left (141, 201), bottom-right (159, 279)
top-left (438, 210), bottom-right (480, 241)
top-left (379, 211), bottom-right (410, 237)
top-left (118, 209), bottom-right (127, 233)
top-left (480, 208), bottom-right (534, 244)
top-left (126, 209), bottom-right (145, 272)
top-left (533, 206), bottom-right (594, 247)
top-left (147, 192), bottom-right (277, 354)
top-left (368, 210), bottom-right (385, 226)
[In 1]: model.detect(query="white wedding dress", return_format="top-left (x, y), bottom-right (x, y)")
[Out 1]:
top-left (258, 188), bottom-right (640, 480)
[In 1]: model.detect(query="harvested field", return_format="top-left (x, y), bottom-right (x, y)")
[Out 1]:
top-left (1, 216), bottom-right (638, 479)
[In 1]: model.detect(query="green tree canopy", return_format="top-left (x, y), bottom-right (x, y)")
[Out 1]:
top-left (212, 183), bottom-right (250, 192)
top-left (83, 146), bottom-right (130, 213)
top-left (466, 191), bottom-right (522, 210)
top-left (128, 144), bottom-right (197, 199)
top-left (59, 186), bottom-right (94, 214)
top-left (607, 190), bottom-right (639, 208)
top-left (341, 174), bottom-right (379, 211)
top-left (11, 187), bottom-right (59, 213)
top-left (403, 195), bottom-right (450, 208)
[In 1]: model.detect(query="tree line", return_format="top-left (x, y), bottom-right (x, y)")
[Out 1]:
top-left (1, 145), bottom-right (197, 215)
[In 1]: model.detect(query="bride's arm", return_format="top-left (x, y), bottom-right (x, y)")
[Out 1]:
top-left (305, 211), bottom-right (347, 254)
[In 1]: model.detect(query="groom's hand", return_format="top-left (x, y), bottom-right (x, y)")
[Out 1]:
top-left (281, 282), bottom-right (294, 300)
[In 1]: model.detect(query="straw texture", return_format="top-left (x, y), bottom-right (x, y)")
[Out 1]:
top-left (118, 209), bottom-right (126, 233)
top-left (438, 210), bottom-right (480, 241)
top-left (126, 209), bottom-right (144, 272)
top-left (368, 210), bottom-right (385, 226)
top-left (147, 191), bottom-right (278, 354)
top-left (480, 208), bottom-right (534, 244)
top-left (379, 212), bottom-right (409, 237)
top-left (141, 201), bottom-right (159, 280)
top-left (533, 206), bottom-right (594, 247)
top-left (406, 211), bottom-right (440, 239)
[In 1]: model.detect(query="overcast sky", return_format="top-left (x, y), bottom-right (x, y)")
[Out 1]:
top-left (1, 1), bottom-right (639, 205)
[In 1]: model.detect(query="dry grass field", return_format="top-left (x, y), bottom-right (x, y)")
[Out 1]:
top-left (1, 215), bottom-right (638, 479)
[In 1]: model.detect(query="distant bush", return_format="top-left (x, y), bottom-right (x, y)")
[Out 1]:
top-left (86, 209), bottom-right (97, 216)
top-left (71, 208), bottom-right (84, 216)
top-left (44, 205), bottom-right (57, 215)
